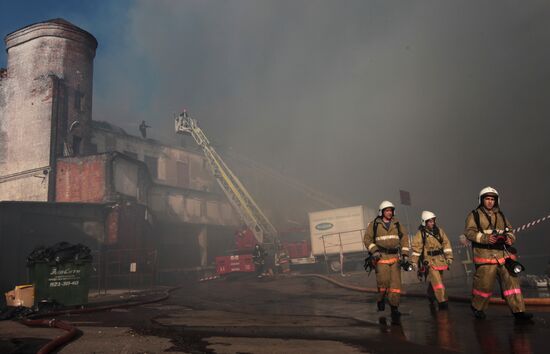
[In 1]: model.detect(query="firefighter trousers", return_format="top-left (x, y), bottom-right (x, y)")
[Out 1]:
top-left (427, 269), bottom-right (447, 303)
top-left (472, 264), bottom-right (525, 313)
top-left (375, 260), bottom-right (401, 306)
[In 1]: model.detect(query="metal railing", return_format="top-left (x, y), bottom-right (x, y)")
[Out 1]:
top-left (319, 228), bottom-right (368, 275)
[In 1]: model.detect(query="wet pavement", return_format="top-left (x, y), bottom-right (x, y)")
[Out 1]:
top-left (2, 275), bottom-right (549, 353)
top-left (160, 275), bottom-right (550, 353)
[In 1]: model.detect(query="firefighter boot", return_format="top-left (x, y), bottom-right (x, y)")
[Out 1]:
top-left (377, 300), bottom-right (385, 312)
top-left (390, 306), bottom-right (401, 325)
top-left (391, 306), bottom-right (401, 318)
top-left (513, 312), bottom-right (534, 323)
top-left (471, 305), bottom-right (486, 320)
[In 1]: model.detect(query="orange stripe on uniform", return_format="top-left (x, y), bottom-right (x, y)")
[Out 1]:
top-left (389, 288), bottom-right (401, 293)
top-left (473, 254), bottom-right (516, 265)
top-left (503, 288), bottom-right (521, 297)
top-left (378, 258), bottom-right (399, 264)
top-left (472, 288), bottom-right (492, 298)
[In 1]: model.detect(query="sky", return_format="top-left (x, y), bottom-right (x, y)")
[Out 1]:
top-left (1, 1), bottom-right (549, 256)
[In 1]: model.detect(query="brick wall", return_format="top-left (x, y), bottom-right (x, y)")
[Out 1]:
top-left (56, 156), bottom-right (107, 202)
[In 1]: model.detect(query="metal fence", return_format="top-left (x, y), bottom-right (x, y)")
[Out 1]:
top-left (90, 248), bottom-right (158, 295)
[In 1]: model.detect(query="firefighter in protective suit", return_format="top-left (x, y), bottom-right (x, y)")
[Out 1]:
top-left (465, 187), bottom-right (532, 321)
top-left (363, 201), bottom-right (410, 320)
top-left (411, 211), bottom-right (453, 310)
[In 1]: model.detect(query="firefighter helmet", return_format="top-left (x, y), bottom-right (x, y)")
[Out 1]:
top-left (421, 210), bottom-right (437, 226)
top-left (479, 186), bottom-right (499, 205)
top-left (378, 200), bottom-right (396, 216)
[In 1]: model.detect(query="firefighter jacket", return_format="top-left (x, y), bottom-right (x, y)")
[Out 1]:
top-left (363, 217), bottom-right (409, 261)
top-left (465, 206), bottom-right (516, 265)
top-left (411, 226), bottom-right (453, 269)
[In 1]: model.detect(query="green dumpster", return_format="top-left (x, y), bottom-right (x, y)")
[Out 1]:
top-left (27, 242), bottom-right (93, 307)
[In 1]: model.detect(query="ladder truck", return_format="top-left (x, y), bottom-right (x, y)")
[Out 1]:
top-left (175, 110), bottom-right (279, 250)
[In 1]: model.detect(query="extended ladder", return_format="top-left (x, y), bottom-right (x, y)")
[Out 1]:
top-left (175, 110), bottom-right (278, 244)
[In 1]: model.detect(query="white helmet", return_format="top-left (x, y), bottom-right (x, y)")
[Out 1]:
top-left (421, 210), bottom-right (436, 226)
top-left (378, 200), bottom-right (395, 216)
top-left (479, 186), bottom-right (499, 205)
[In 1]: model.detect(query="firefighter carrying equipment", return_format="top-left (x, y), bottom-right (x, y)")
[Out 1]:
top-left (364, 216), bottom-right (408, 259)
top-left (468, 207), bottom-right (522, 275)
top-left (465, 202), bottom-right (530, 317)
top-left (363, 215), bottom-right (409, 307)
top-left (252, 245), bottom-right (266, 265)
top-left (253, 244), bottom-right (267, 278)
top-left (411, 222), bottom-right (453, 303)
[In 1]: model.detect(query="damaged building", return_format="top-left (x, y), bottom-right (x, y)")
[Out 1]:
top-left (0, 19), bottom-right (334, 291)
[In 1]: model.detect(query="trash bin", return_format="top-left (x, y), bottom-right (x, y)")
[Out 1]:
top-left (27, 242), bottom-right (93, 307)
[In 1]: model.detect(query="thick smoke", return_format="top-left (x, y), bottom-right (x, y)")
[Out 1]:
top-left (88, 0), bottom-right (550, 246)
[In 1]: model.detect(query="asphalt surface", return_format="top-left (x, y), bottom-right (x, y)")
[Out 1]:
top-left (2, 275), bottom-right (550, 353)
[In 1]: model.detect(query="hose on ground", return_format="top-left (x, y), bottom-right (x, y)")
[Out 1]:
top-left (297, 274), bottom-right (550, 306)
top-left (19, 319), bottom-right (79, 354)
top-left (20, 286), bottom-right (180, 353)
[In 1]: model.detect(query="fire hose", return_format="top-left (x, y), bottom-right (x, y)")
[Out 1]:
top-left (297, 274), bottom-right (550, 306)
top-left (19, 286), bottom-right (180, 354)
top-left (19, 319), bottom-right (79, 354)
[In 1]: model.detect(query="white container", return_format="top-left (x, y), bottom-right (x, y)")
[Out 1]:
top-left (308, 205), bottom-right (376, 258)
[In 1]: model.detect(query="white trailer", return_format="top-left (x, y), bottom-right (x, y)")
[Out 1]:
top-left (308, 205), bottom-right (377, 271)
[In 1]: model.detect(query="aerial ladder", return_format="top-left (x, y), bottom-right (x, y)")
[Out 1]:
top-left (175, 110), bottom-right (278, 246)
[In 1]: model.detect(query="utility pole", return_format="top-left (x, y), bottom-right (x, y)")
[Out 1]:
top-left (399, 190), bottom-right (413, 246)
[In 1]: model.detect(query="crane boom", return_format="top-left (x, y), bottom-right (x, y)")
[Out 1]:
top-left (175, 111), bottom-right (278, 245)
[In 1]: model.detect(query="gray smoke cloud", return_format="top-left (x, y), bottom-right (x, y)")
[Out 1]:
top-left (93, 0), bottom-right (550, 247)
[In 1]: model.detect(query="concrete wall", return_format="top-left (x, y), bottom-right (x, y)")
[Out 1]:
top-left (0, 19), bottom-right (97, 202)
top-left (0, 69), bottom-right (7, 165)
top-left (91, 125), bottom-right (216, 193)
top-left (55, 151), bottom-right (237, 226)
top-left (91, 126), bottom-right (239, 226)
top-left (149, 185), bottom-right (236, 226)
top-left (0, 74), bottom-right (54, 201)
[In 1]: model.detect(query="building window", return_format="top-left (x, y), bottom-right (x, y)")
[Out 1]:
top-left (74, 88), bottom-right (84, 112)
top-left (144, 155), bottom-right (158, 179)
top-left (72, 136), bottom-right (82, 155)
top-left (176, 161), bottom-right (190, 187)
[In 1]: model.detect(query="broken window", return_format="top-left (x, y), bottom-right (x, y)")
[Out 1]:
top-left (176, 161), bottom-right (190, 187)
top-left (144, 155), bottom-right (158, 179)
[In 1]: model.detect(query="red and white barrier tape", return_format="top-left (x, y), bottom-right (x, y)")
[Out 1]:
top-left (452, 213), bottom-right (550, 249)
top-left (513, 214), bottom-right (550, 234)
